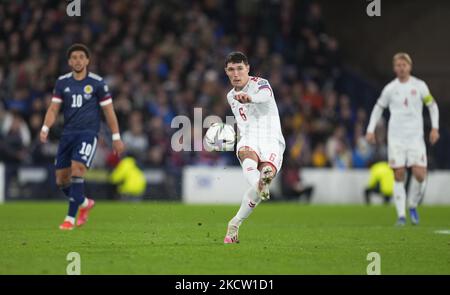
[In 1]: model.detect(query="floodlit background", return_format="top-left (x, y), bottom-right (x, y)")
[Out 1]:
top-left (0, 0), bottom-right (449, 204)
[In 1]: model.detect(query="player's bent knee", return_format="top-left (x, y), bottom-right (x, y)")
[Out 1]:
top-left (416, 175), bottom-right (425, 183)
top-left (55, 171), bottom-right (71, 187)
top-left (238, 149), bottom-right (258, 163)
top-left (71, 169), bottom-right (86, 178)
top-left (56, 176), bottom-right (70, 186)
top-left (394, 169), bottom-right (406, 182)
top-left (414, 173), bottom-right (426, 183)
top-left (413, 168), bottom-right (427, 182)
top-left (238, 151), bottom-right (251, 161)
top-left (71, 162), bottom-right (87, 178)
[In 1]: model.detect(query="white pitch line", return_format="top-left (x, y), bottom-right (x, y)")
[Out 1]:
top-left (434, 230), bottom-right (450, 235)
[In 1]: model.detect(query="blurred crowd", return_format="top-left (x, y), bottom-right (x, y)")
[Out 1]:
top-left (0, 0), bottom-right (425, 172)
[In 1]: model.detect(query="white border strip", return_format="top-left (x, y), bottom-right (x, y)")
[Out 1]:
top-left (434, 230), bottom-right (450, 235)
top-left (0, 163), bottom-right (4, 204)
top-left (86, 137), bottom-right (98, 167)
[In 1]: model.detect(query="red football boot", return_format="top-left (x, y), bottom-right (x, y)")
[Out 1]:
top-left (77, 198), bottom-right (95, 227)
top-left (59, 221), bottom-right (75, 230)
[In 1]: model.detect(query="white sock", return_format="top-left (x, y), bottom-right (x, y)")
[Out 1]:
top-left (393, 181), bottom-right (406, 218)
top-left (409, 178), bottom-right (426, 208)
top-left (64, 216), bottom-right (75, 224)
top-left (242, 158), bottom-right (260, 189)
top-left (230, 188), bottom-right (261, 227)
top-left (80, 197), bottom-right (89, 208)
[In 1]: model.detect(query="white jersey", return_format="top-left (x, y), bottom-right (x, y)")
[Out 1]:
top-left (226, 76), bottom-right (285, 171)
top-left (226, 76), bottom-right (285, 147)
top-left (377, 76), bottom-right (431, 142)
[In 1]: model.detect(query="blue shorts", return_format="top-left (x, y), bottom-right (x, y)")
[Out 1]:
top-left (55, 131), bottom-right (98, 169)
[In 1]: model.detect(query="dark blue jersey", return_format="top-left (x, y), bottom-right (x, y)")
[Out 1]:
top-left (52, 72), bottom-right (112, 135)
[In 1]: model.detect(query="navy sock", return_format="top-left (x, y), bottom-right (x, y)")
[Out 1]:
top-left (67, 177), bottom-right (86, 218)
top-left (60, 184), bottom-right (71, 197)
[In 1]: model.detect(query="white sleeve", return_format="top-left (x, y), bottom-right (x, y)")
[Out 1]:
top-left (428, 101), bottom-right (439, 129)
top-left (250, 80), bottom-right (273, 103)
top-left (366, 104), bottom-right (384, 133)
top-left (419, 81), bottom-right (431, 99)
top-left (251, 88), bottom-right (272, 103)
top-left (418, 81), bottom-right (439, 129)
top-left (420, 81), bottom-right (434, 106)
top-left (376, 85), bottom-right (391, 108)
top-left (226, 93), bottom-right (233, 106)
top-left (366, 86), bottom-right (390, 133)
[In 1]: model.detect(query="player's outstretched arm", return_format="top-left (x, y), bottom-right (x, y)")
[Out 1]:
top-left (234, 92), bottom-right (252, 103)
top-left (250, 87), bottom-right (272, 103)
top-left (234, 88), bottom-right (272, 104)
top-left (40, 102), bottom-right (61, 143)
top-left (365, 103), bottom-right (385, 144)
top-left (101, 103), bottom-right (125, 156)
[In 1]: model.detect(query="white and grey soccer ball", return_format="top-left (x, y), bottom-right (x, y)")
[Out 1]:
top-left (204, 123), bottom-right (236, 152)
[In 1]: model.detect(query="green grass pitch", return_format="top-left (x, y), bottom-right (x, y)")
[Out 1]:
top-left (0, 202), bottom-right (449, 274)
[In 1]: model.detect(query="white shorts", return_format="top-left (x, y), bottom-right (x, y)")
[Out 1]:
top-left (236, 137), bottom-right (285, 173)
top-left (388, 139), bottom-right (427, 168)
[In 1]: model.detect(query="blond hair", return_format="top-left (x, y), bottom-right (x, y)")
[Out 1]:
top-left (393, 52), bottom-right (413, 66)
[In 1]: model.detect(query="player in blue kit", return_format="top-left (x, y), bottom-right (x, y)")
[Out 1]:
top-left (40, 44), bottom-right (125, 230)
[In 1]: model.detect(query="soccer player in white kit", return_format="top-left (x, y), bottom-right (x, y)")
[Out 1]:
top-left (366, 53), bottom-right (440, 226)
top-left (222, 52), bottom-right (286, 243)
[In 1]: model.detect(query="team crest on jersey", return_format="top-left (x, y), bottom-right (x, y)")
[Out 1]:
top-left (84, 85), bottom-right (93, 100)
top-left (84, 85), bottom-right (93, 94)
top-left (411, 89), bottom-right (417, 96)
top-left (257, 79), bottom-right (268, 86)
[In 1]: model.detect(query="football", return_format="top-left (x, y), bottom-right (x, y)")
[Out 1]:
top-left (204, 123), bottom-right (236, 152)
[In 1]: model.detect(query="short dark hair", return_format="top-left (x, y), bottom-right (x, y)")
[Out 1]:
top-left (224, 51), bottom-right (248, 68)
top-left (67, 43), bottom-right (90, 59)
